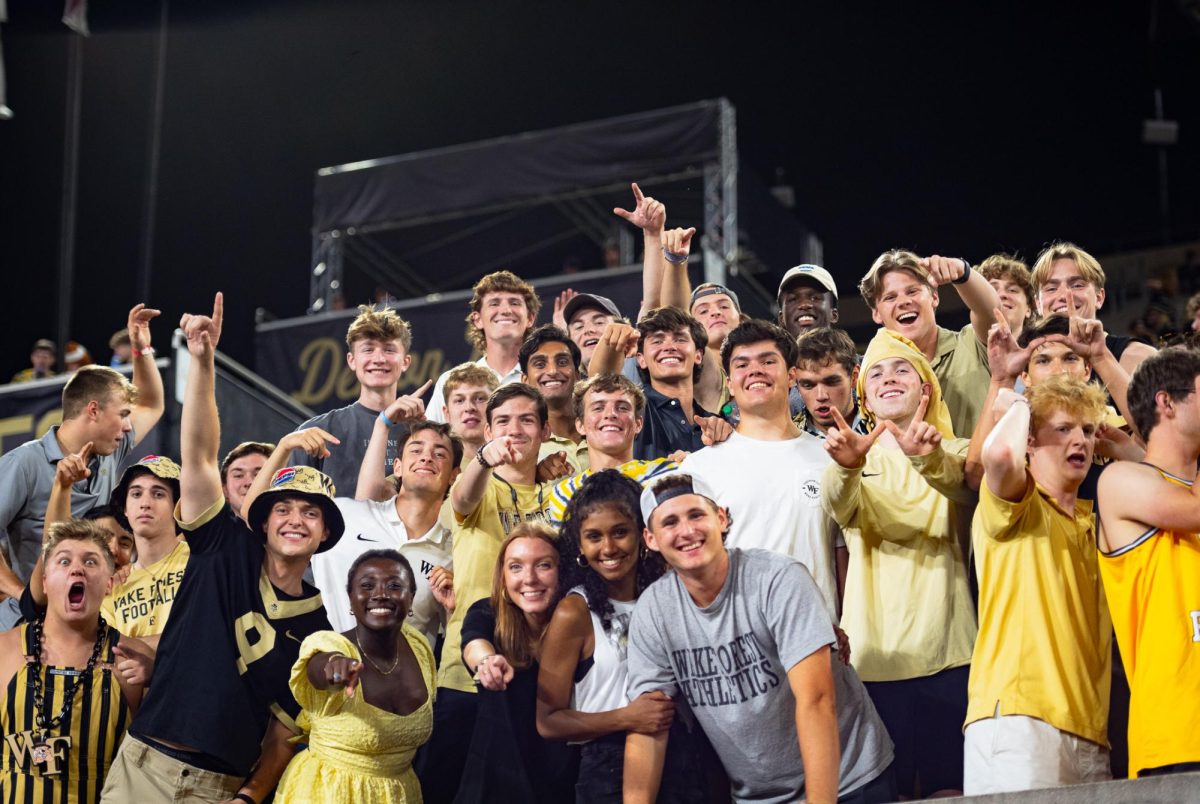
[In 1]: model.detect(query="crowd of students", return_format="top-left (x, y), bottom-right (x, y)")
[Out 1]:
top-left (0, 183), bottom-right (1198, 804)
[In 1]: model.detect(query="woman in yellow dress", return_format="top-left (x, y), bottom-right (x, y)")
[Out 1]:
top-left (276, 549), bottom-right (435, 803)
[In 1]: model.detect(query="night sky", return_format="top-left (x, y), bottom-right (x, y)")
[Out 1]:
top-left (1, 0), bottom-right (1197, 377)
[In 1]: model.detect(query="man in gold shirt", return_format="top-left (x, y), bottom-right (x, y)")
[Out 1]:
top-left (417, 383), bottom-right (554, 803)
top-left (1097, 347), bottom-right (1200, 778)
top-left (967, 374), bottom-right (1111, 793)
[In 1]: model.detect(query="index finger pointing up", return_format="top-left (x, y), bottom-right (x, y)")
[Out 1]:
top-left (414, 379), bottom-right (434, 398)
top-left (631, 182), bottom-right (644, 203)
top-left (212, 292), bottom-right (225, 328)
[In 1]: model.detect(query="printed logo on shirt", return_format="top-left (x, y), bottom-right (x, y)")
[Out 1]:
top-left (669, 632), bottom-right (781, 708)
top-left (801, 480), bottom-right (820, 501)
top-left (497, 509), bottom-right (548, 536)
top-left (355, 534), bottom-right (378, 542)
top-left (109, 570), bottom-right (185, 626)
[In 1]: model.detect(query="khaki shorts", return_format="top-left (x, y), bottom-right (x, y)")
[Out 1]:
top-left (100, 735), bottom-right (242, 803)
top-left (963, 710), bottom-right (1111, 795)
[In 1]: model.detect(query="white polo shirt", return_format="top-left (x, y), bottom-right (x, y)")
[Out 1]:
top-left (313, 497), bottom-right (453, 647)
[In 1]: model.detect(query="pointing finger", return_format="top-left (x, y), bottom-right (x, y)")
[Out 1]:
top-left (631, 182), bottom-right (644, 203)
top-left (829, 406), bottom-right (849, 431)
top-left (414, 379), bottom-right (434, 398)
top-left (79, 441), bottom-right (93, 463)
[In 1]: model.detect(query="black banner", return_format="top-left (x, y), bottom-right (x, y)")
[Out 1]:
top-left (254, 267), bottom-right (647, 415)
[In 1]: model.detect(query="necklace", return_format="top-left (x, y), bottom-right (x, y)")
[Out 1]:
top-left (26, 614), bottom-right (107, 775)
top-left (354, 631), bottom-right (401, 675)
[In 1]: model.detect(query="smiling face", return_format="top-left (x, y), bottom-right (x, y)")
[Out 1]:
top-left (796, 360), bottom-right (858, 432)
top-left (637, 328), bottom-right (702, 384)
top-left (394, 427), bottom-right (458, 497)
top-left (484, 395), bottom-right (549, 467)
top-left (863, 356), bottom-right (927, 429)
top-left (578, 504), bottom-right (639, 587)
top-left (349, 557), bottom-right (414, 632)
top-left (577, 387), bottom-right (642, 456)
top-left (347, 337), bottom-right (410, 392)
top-left (264, 495), bottom-right (330, 560)
top-left (502, 536), bottom-right (559, 618)
top-left (989, 276), bottom-right (1031, 333)
top-left (44, 539), bottom-right (111, 623)
top-left (223, 453), bottom-right (268, 514)
top-left (1023, 341), bottom-right (1090, 387)
top-left (1037, 258), bottom-right (1104, 319)
top-left (779, 280), bottom-right (838, 338)
top-left (472, 292), bottom-right (532, 347)
top-left (523, 341), bottom-right (578, 405)
top-left (568, 307), bottom-right (616, 368)
top-left (444, 383), bottom-right (491, 446)
top-left (691, 293), bottom-right (739, 350)
top-left (726, 340), bottom-right (797, 415)
top-left (1029, 408), bottom-right (1097, 491)
top-left (124, 475), bottom-right (176, 540)
top-left (870, 269), bottom-right (939, 348)
top-left (644, 493), bottom-right (728, 575)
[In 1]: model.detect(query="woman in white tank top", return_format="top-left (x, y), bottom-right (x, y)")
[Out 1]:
top-left (536, 470), bottom-right (709, 803)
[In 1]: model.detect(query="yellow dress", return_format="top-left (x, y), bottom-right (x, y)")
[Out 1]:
top-left (275, 626), bottom-right (435, 803)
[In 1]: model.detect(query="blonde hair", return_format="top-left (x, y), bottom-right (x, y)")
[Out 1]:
top-left (61, 366), bottom-right (137, 421)
top-left (1030, 242), bottom-right (1106, 290)
top-left (858, 249), bottom-right (932, 309)
top-left (489, 522), bottom-right (560, 670)
top-left (345, 305), bottom-right (412, 350)
top-left (978, 253), bottom-right (1035, 311)
top-left (443, 362), bottom-right (500, 398)
top-left (1026, 374), bottom-right (1107, 433)
top-left (43, 519), bottom-right (116, 573)
top-left (465, 271), bottom-right (540, 352)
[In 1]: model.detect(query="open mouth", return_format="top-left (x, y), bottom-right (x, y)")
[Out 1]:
top-left (878, 388), bottom-right (904, 399)
top-left (68, 582), bottom-right (85, 609)
top-left (583, 337), bottom-right (600, 349)
top-left (596, 556), bottom-right (627, 570)
top-left (895, 312), bottom-right (919, 326)
top-left (520, 589), bottom-right (547, 602)
top-left (745, 380), bottom-right (770, 391)
top-left (657, 355), bottom-right (683, 366)
top-left (367, 605), bottom-right (395, 616)
top-left (795, 313), bottom-right (817, 326)
top-left (1066, 452), bottom-right (1088, 469)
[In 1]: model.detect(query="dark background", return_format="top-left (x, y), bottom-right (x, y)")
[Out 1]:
top-left (1, 0), bottom-right (1197, 377)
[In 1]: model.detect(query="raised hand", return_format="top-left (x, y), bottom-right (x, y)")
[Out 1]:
top-left (536, 451), bottom-right (573, 483)
top-left (474, 653), bottom-right (514, 691)
top-left (479, 435), bottom-right (521, 468)
top-left (600, 321), bottom-right (640, 359)
top-left (127, 304), bottom-right (161, 353)
top-left (429, 566), bottom-right (455, 614)
top-left (661, 227), bottom-right (696, 262)
top-left (987, 307), bottom-right (1044, 382)
top-left (612, 182), bottom-right (665, 235)
top-left (823, 407), bottom-right (888, 469)
top-left (695, 415), bottom-right (732, 447)
top-left (622, 690), bottom-right (675, 735)
top-left (552, 288), bottom-right (577, 332)
top-left (1063, 295), bottom-right (1107, 362)
top-left (385, 379), bottom-right (433, 424)
top-left (1095, 422), bottom-right (1143, 462)
top-left (55, 442), bottom-right (93, 488)
top-left (919, 255), bottom-right (967, 288)
top-left (893, 386), bottom-right (942, 457)
top-left (280, 427), bottom-right (341, 460)
top-left (180, 292), bottom-right (224, 357)
top-left (323, 653), bottom-right (363, 698)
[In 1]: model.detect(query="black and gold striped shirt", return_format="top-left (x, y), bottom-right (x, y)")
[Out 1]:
top-left (1, 623), bottom-right (129, 804)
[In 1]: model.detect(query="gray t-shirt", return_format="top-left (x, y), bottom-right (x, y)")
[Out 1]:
top-left (290, 402), bottom-right (409, 498)
top-left (627, 548), bottom-right (893, 803)
top-left (0, 426), bottom-right (135, 626)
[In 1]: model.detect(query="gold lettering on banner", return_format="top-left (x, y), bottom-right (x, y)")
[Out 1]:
top-left (406, 350), bottom-right (448, 392)
top-left (293, 338), bottom-right (343, 406)
top-left (35, 409), bottom-right (63, 438)
top-left (0, 415), bottom-right (34, 456)
top-left (234, 611), bottom-right (277, 674)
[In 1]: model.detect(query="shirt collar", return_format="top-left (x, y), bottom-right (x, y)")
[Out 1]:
top-left (41, 426), bottom-right (66, 461)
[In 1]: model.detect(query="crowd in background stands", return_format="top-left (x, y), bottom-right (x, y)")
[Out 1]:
top-left (1, 182), bottom-right (1198, 804)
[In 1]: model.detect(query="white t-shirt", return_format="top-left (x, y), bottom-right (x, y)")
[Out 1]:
top-left (426, 356), bottom-right (523, 424)
top-left (312, 497), bottom-right (453, 647)
top-left (681, 430), bottom-right (841, 619)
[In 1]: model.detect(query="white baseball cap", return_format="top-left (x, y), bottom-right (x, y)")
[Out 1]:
top-left (778, 264), bottom-right (838, 301)
top-left (640, 471), bottom-right (721, 526)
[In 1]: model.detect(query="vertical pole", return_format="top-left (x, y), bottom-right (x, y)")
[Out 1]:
top-left (137, 0), bottom-right (169, 302)
top-left (1154, 88), bottom-right (1170, 244)
top-left (56, 34), bottom-right (84, 370)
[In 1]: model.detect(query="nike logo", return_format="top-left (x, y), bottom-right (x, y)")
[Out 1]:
top-left (284, 630), bottom-right (302, 644)
top-left (862, 472), bottom-right (881, 478)
top-left (355, 534), bottom-right (378, 542)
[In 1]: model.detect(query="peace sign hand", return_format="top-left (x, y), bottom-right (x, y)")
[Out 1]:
top-left (823, 407), bottom-right (888, 469)
top-left (892, 386), bottom-right (941, 457)
top-left (987, 307), bottom-right (1044, 382)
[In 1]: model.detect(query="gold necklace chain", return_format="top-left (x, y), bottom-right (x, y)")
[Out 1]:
top-left (354, 632), bottom-right (401, 675)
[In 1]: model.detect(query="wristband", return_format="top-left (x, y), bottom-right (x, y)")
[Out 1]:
top-left (378, 411), bottom-right (396, 428)
top-left (661, 247), bottom-right (688, 265)
top-left (132, 346), bottom-right (156, 358)
top-left (233, 794), bottom-right (257, 804)
top-left (475, 443), bottom-right (494, 469)
top-left (951, 261), bottom-right (972, 285)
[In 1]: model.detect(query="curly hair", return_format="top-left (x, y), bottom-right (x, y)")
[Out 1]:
top-left (557, 470), bottom-right (665, 634)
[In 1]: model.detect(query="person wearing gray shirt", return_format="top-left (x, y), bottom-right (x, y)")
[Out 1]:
top-left (624, 472), bottom-right (895, 804)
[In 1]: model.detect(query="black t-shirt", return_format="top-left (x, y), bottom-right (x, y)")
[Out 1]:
top-left (456, 599), bottom-right (577, 804)
top-left (130, 502), bottom-right (330, 777)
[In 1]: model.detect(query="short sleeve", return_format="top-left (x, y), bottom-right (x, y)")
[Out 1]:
top-left (175, 499), bottom-right (254, 555)
top-left (976, 473), bottom-right (1036, 542)
top-left (288, 630), bottom-right (359, 722)
top-left (759, 556), bottom-right (836, 672)
top-left (625, 590), bottom-right (679, 700)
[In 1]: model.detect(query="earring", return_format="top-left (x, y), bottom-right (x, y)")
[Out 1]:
top-left (407, 609), bottom-right (414, 618)
top-left (576, 554), bottom-right (588, 568)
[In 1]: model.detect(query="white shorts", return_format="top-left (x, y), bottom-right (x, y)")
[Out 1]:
top-left (963, 711), bottom-right (1111, 795)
